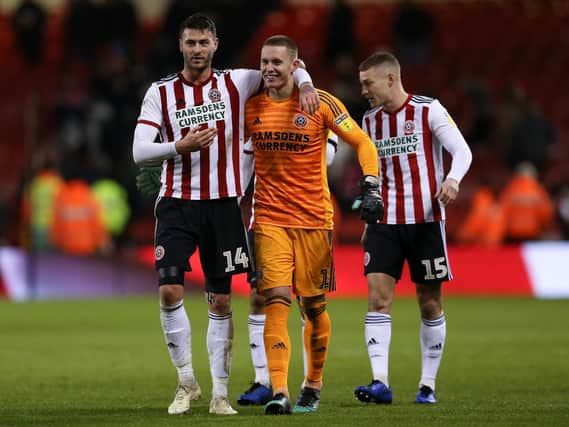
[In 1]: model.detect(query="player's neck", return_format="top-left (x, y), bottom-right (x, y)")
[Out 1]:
top-left (267, 81), bottom-right (295, 101)
top-left (182, 66), bottom-right (213, 84)
top-left (383, 90), bottom-right (409, 113)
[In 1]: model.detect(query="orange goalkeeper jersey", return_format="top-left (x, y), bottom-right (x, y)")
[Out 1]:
top-left (245, 87), bottom-right (378, 230)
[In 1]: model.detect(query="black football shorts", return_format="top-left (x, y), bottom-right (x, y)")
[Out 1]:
top-left (154, 196), bottom-right (252, 281)
top-left (363, 221), bottom-right (452, 284)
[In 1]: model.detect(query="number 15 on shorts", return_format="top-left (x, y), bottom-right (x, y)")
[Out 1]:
top-left (421, 257), bottom-right (448, 280)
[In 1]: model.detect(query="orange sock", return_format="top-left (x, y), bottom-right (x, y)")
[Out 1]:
top-left (264, 295), bottom-right (291, 394)
top-left (303, 302), bottom-right (331, 385)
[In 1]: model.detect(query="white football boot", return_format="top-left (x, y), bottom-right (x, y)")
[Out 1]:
top-left (209, 396), bottom-right (238, 415)
top-left (167, 382), bottom-right (202, 415)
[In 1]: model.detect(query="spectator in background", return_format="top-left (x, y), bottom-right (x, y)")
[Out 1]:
top-left (500, 162), bottom-right (554, 242)
top-left (456, 184), bottom-right (505, 247)
top-left (11, 0), bottom-right (46, 66)
top-left (50, 178), bottom-right (109, 256)
top-left (324, 0), bottom-right (355, 65)
top-left (99, 0), bottom-right (138, 59)
top-left (20, 144), bottom-right (62, 251)
top-left (91, 178), bottom-right (131, 249)
top-left (555, 185), bottom-right (569, 240)
top-left (507, 100), bottom-right (555, 175)
top-left (457, 76), bottom-right (495, 148)
top-left (21, 169), bottom-right (63, 252)
top-left (89, 44), bottom-right (140, 183)
top-left (64, 0), bottom-right (102, 62)
top-left (392, 0), bottom-right (434, 65)
top-left (0, 184), bottom-right (8, 245)
top-left (330, 53), bottom-right (368, 123)
top-left (497, 85), bottom-right (555, 175)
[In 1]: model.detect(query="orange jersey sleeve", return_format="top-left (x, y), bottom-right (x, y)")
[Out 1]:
top-left (245, 88), bottom-right (334, 229)
top-left (317, 89), bottom-right (378, 177)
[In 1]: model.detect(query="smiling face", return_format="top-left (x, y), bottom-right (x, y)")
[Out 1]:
top-left (260, 44), bottom-right (297, 91)
top-left (179, 28), bottom-right (218, 74)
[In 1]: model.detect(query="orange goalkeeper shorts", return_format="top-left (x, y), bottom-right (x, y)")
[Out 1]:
top-left (254, 223), bottom-right (335, 297)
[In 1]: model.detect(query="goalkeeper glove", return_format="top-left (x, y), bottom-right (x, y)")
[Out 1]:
top-left (136, 166), bottom-right (161, 197)
top-left (358, 175), bottom-right (384, 224)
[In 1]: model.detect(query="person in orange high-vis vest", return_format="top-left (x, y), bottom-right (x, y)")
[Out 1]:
top-left (457, 186), bottom-right (506, 247)
top-left (50, 179), bottom-right (109, 255)
top-left (500, 162), bottom-right (554, 242)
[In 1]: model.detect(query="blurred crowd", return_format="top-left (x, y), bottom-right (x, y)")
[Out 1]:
top-left (2, 0), bottom-right (569, 255)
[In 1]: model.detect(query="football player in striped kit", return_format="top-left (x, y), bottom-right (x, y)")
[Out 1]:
top-left (354, 51), bottom-right (472, 405)
top-left (132, 14), bottom-right (319, 416)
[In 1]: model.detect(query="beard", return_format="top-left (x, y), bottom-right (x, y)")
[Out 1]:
top-left (184, 51), bottom-right (213, 73)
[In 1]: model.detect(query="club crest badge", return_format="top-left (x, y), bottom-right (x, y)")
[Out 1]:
top-left (294, 113), bottom-right (308, 129)
top-left (404, 120), bottom-right (415, 135)
top-left (155, 245), bottom-right (165, 261)
top-left (208, 88), bottom-right (221, 102)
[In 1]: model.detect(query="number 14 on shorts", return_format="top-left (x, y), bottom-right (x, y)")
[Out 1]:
top-left (223, 247), bottom-right (249, 272)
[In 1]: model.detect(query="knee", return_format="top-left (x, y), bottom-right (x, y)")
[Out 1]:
top-left (249, 291), bottom-right (265, 314)
top-left (420, 300), bottom-right (442, 319)
top-left (207, 292), bottom-right (231, 314)
top-left (368, 293), bottom-right (392, 313)
top-left (301, 295), bottom-right (327, 321)
top-left (367, 274), bottom-right (394, 313)
top-left (159, 284), bottom-right (183, 307)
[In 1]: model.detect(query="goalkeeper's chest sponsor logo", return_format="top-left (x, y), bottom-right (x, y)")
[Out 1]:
top-left (175, 101), bottom-right (226, 128)
top-left (374, 134), bottom-right (420, 158)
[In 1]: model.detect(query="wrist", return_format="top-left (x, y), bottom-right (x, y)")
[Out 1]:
top-left (293, 67), bottom-right (312, 87)
top-left (445, 176), bottom-right (460, 189)
top-left (361, 175), bottom-right (379, 189)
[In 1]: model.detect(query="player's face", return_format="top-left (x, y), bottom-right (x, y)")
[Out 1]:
top-left (260, 45), bottom-right (297, 90)
top-left (179, 28), bottom-right (218, 72)
top-left (359, 66), bottom-right (391, 108)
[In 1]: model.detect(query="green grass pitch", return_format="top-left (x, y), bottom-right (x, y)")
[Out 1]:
top-left (1, 295), bottom-right (568, 426)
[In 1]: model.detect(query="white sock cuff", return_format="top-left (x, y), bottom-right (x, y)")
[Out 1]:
top-left (422, 313), bottom-right (445, 327)
top-left (208, 311), bottom-right (232, 321)
top-left (365, 312), bottom-right (392, 324)
top-left (248, 314), bottom-right (265, 326)
top-left (160, 300), bottom-right (184, 311)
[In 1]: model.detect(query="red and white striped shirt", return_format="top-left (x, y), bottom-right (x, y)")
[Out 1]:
top-left (362, 94), bottom-right (471, 224)
top-left (136, 69), bottom-right (262, 200)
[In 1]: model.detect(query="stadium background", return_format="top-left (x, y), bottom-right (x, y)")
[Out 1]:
top-left (0, 0), bottom-right (568, 299)
top-left (0, 1), bottom-right (568, 425)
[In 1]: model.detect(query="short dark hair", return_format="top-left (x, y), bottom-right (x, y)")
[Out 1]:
top-left (359, 51), bottom-right (399, 72)
top-left (179, 13), bottom-right (217, 38)
top-left (262, 35), bottom-right (298, 59)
